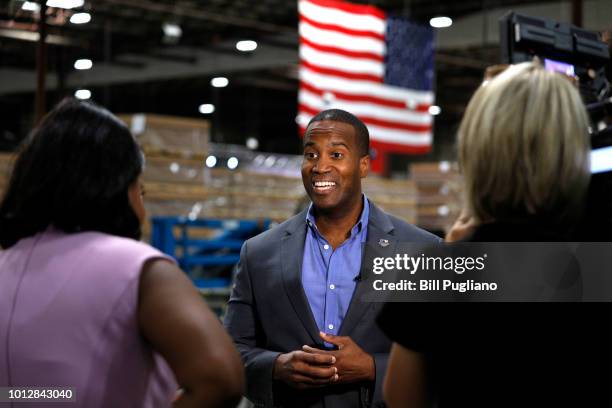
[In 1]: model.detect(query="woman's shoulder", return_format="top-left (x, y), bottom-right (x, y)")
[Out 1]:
top-left (77, 230), bottom-right (160, 253)
top-left (37, 228), bottom-right (174, 274)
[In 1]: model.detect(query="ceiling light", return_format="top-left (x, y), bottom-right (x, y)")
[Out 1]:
top-left (22, 2), bottom-right (40, 12)
top-left (439, 161), bottom-right (451, 173)
top-left (264, 156), bottom-right (276, 167)
top-left (205, 155), bottom-right (217, 168)
top-left (429, 16), bottom-right (452, 28)
top-left (70, 12), bottom-right (91, 24)
top-left (236, 40), bottom-right (257, 52)
top-left (46, 0), bottom-right (85, 9)
top-left (74, 89), bottom-right (91, 100)
top-left (246, 137), bottom-right (259, 150)
top-left (74, 58), bottom-right (92, 70)
top-left (437, 205), bottom-right (450, 217)
top-left (429, 105), bottom-right (441, 115)
top-left (198, 104), bottom-right (215, 114)
top-left (162, 22), bottom-right (182, 38)
top-left (227, 157), bottom-right (239, 170)
top-left (211, 77), bottom-right (229, 88)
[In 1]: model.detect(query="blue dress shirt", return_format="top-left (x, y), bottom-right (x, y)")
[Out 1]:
top-left (301, 196), bottom-right (370, 339)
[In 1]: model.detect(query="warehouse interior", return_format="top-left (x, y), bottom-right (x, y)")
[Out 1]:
top-left (0, 0), bottom-right (610, 304)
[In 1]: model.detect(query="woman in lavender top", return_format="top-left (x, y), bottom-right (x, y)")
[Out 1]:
top-left (0, 99), bottom-right (244, 407)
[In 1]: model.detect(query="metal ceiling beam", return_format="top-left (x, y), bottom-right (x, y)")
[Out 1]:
top-left (436, 53), bottom-right (490, 70)
top-left (0, 40), bottom-right (298, 94)
top-left (233, 76), bottom-right (297, 91)
top-left (0, 28), bottom-right (78, 45)
top-left (102, 0), bottom-right (295, 34)
top-left (146, 51), bottom-right (198, 64)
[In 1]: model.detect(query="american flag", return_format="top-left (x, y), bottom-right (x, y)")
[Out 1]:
top-left (297, 0), bottom-right (436, 173)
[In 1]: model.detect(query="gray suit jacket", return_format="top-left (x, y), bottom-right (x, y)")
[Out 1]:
top-left (224, 200), bottom-right (440, 408)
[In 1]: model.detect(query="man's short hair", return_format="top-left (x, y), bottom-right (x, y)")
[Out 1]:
top-left (306, 109), bottom-right (370, 156)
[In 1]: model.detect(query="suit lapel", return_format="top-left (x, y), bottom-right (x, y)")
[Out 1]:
top-left (280, 212), bottom-right (321, 344)
top-left (339, 202), bottom-right (396, 337)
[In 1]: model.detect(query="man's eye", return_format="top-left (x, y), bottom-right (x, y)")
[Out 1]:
top-left (331, 152), bottom-right (344, 159)
top-left (305, 152), bottom-right (318, 159)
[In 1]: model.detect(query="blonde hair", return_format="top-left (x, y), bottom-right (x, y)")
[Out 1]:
top-left (458, 61), bottom-right (590, 226)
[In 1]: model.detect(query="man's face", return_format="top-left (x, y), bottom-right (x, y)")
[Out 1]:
top-left (301, 120), bottom-right (369, 214)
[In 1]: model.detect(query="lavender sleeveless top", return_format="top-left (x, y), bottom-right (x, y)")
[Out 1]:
top-left (0, 229), bottom-right (178, 407)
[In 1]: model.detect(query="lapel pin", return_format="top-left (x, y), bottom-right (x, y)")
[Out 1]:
top-left (378, 239), bottom-right (390, 247)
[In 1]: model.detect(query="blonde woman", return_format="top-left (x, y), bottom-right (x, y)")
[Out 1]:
top-left (378, 62), bottom-right (603, 407)
top-left (456, 61), bottom-right (589, 239)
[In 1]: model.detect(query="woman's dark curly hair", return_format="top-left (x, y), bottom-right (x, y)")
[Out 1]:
top-left (0, 98), bottom-right (144, 248)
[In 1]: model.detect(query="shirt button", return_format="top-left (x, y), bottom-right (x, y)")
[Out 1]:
top-left (329, 284), bottom-right (335, 290)
top-left (323, 244), bottom-right (329, 250)
top-left (328, 324), bottom-right (334, 330)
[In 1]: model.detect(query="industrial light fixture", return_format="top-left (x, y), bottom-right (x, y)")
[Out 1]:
top-left (168, 163), bottom-right (180, 174)
top-left (437, 205), bottom-right (450, 217)
top-left (246, 137), bottom-right (259, 150)
top-left (162, 22), bottom-right (182, 39)
top-left (429, 16), bottom-right (453, 28)
top-left (211, 77), bottom-right (229, 88)
top-left (429, 105), bottom-right (441, 115)
top-left (21, 2), bottom-right (40, 12)
top-left (227, 157), bottom-right (239, 170)
top-left (198, 104), bottom-right (215, 114)
top-left (264, 156), bottom-right (276, 167)
top-left (74, 89), bottom-right (91, 100)
top-left (73, 58), bottom-right (92, 70)
top-left (205, 155), bottom-right (217, 168)
top-left (236, 40), bottom-right (257, 52)
top-left (46, 0), bottom-right (85, 9)
top-left (70, 12), bottom-right (91, 24)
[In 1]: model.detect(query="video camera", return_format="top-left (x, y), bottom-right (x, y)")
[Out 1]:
top-left (500, 12), bottom-right (612, 238)
top-left (500, 11), bottom-right (612, 173)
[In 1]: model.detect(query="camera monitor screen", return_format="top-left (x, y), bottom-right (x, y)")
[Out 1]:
top-left (544, 58), bottom-right (575, 77)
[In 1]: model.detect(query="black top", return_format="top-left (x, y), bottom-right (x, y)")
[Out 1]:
top-left (377, 222), bottom-right (612, 407)
top-left (467, 220), bottom-right (570, 241)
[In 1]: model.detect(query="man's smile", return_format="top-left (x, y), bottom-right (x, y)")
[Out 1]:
top-left (312, 180), bottom-right (338, 194)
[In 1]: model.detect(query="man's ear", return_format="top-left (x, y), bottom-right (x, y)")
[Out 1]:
top-left (359, 155), bottom-right (370, 178)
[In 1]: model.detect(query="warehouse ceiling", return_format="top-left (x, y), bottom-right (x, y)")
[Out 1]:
top-left (0, 0), bottom-right (601, 169)
top-left (0, 0), bottom-right (564, 73)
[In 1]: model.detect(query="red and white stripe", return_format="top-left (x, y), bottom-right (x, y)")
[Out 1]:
top-left (298, 0), bottom-right (434, 155)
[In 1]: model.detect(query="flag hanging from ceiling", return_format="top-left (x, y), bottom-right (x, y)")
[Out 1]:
top-left (297, 0), bottom-right (436, 173)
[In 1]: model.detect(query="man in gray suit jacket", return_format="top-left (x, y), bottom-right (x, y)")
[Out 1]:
top-left (225, 109), bottom-right (439, 408)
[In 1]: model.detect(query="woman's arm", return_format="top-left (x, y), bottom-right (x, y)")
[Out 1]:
top-left (384, 342), bottom-right (426, 408)
top-left (138, 259), bottom-right (245, 407)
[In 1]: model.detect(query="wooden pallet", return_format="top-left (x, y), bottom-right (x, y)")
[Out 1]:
top-left (118, 113), bottom-right (210, 159)
top-left (410, 162), bottom-right (464, 233)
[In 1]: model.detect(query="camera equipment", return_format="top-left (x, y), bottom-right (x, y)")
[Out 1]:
top-left (499, 12), bottom-right (612, 238)
top-left (500, 11), bottom-right (612, 171)
top-left (500, 12), bottom-right (609, 105)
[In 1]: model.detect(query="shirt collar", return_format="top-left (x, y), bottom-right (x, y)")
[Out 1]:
top-left (306, 194), bottom-right (369, 236)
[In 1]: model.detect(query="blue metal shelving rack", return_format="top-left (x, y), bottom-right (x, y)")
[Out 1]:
top-left (151, 216), bottom-right (271, 290)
